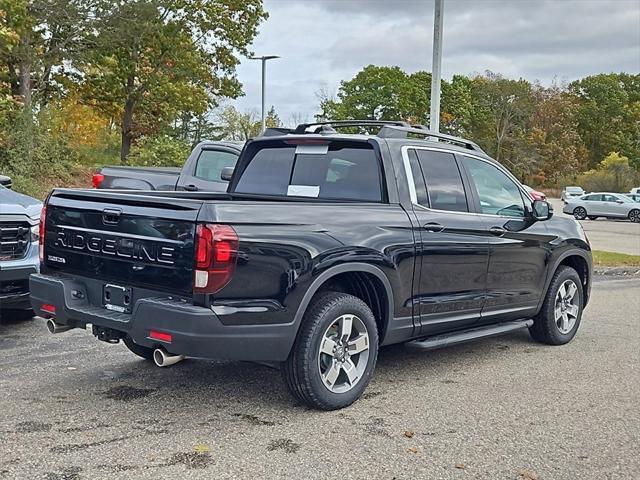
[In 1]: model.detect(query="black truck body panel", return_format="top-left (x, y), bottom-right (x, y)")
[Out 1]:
top-left (31, 131), bottom-right (592, 362)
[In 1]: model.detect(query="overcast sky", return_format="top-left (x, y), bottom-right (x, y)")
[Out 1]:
top-left (230, 0), bottom-right (640, 124)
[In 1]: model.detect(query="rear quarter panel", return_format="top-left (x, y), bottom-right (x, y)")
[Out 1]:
top-left (206, 201), bottom-right (417, 337)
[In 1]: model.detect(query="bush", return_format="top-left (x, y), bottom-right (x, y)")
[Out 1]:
top-left (126, 135), bottom-right (191, 167)
top-left (1, 108), bottom-right (82, 199)
top-left (577, 152), bottom-right (639, 192)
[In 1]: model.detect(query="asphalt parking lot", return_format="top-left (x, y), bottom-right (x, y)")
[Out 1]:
top-left (549, 199), bottom-right (640, 255)
top-left (1, 276), bottom-right (638, 480)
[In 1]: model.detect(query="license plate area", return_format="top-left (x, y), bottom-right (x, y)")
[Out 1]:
top-left (103, 284), bottom-right (132, 314)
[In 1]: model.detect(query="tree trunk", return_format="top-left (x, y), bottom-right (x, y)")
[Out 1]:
top-left (120, 97), bottom-right (135, 162)
top-left (18, 35), bottom-right (32, 106)
top-left (120, 74), bottom-right (136, 162)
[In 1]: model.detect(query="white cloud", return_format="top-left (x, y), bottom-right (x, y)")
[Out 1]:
top-left (231, 0), bottom-right (640, 123)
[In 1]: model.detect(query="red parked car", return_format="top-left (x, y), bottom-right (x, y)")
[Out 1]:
top-left (524, 185), bottom-right (547, 201)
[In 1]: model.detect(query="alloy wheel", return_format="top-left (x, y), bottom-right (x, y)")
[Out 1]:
top-left (318, 314), bottom-right (370, 394)
top-left (554, 279), bottom-right (579, 334)
top-left (573, 207), bottom-right (587, 220)
top-left (629, 209), bottom-right (640, 223)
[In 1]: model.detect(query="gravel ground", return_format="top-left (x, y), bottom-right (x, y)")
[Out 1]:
top-left (1, 277), bottom-right (638, 480)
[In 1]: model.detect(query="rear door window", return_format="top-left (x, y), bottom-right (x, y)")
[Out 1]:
top-left (415, 150), bottom-right (469, 212)
top-left (234, 141), bottom-right (383, 202)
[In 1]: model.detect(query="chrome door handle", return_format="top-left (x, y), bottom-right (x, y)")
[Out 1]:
top-left (423, 222), bottom-right (445, 233)
top-left (489, 226), bottom-right (506, 237)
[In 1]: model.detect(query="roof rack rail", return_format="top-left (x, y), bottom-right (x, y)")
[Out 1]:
top-left (293, 119), bottom-right (411, 134)
top-left (261, 127), bottom-right (296, 137)
top-left (377, 125), bottom-right (486, 154)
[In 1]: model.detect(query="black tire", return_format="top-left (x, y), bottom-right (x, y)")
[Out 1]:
top-left (123, 336), bottom-right (154, 360)
top-left (282, 292), bottom-right (379, 410)
top-left (573, 207), bottom-right (587, 220)
top-left (629, 209), bottom-right (640, 223)
top-left (529, 266), bottom-right (583, 345)
top-left (587, 216), bottom-right (598, 220)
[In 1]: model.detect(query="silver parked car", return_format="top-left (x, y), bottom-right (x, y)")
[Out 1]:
top-left (561, 186), bottom-right (585, 202)
top-left (563, 192), bottom-right (640, 223)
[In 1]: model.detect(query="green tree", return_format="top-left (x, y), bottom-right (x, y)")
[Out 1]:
top-left (217, 105), bottom-right (260, 140)
top-left (266, 105), bottom-right (281, 128)
top-left (1, 0), bottom-right (93, 107)
top-left (82, 0), bottom-right (267, 160)
top-left (318, 65), bottom-right (410, 121)
top-left (216, 104), bottom-right (281, 141)
top-left (570, 73), bottom-right (640, 170)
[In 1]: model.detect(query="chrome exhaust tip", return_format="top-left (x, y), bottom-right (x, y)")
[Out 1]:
top-left (153, 348), bottom-right (185, 368)
top-left (46, 318), bottom-right (73, 334)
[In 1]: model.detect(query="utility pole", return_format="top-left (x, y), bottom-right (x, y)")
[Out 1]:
top-left (250, 55), bottom-right (280, 133)
top-left (430, 0), bottom-right (444, 133)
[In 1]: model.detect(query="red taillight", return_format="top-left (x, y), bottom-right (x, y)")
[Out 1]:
top-left (92, 173), bottom-right (105, 189)
top-left (39, 204), bottom-right (46, 263)
top-left (149, 330), bottom-right (172, 343)
top-left (194, 224), bottom-right (239, 294)
top-left (41, 304), bottom-right (56, 314)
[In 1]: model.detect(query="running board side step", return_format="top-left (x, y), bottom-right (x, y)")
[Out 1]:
top-left (406, 319), bottom-right (534, 351)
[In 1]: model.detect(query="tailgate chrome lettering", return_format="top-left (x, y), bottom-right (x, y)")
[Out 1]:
top-left (54, 227), bottom-right (178, 265)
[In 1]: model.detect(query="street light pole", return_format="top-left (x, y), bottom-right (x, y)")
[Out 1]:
top-left (430, 0), bottom-right (444, 133)
top-left (250, 55), bottom-right (280, 133)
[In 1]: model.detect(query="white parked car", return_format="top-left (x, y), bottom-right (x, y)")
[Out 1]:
top-left (563, 192), bottom-right (640, 223)
top-left (630, 187), bottom-right (640, 195)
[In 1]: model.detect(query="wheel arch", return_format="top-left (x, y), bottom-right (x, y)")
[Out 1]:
top-left (292, 263), bottom-right (394, 345)
top-left (544, 250), bottom-right (592, 308)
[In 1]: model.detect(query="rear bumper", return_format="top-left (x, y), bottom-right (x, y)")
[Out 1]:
top-left (29, 273), bottom-right (297, 362)
top-left (0, 242), bottom-right (39, 310)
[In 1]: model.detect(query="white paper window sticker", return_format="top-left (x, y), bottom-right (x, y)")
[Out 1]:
top-left (287, 185), bottom-right (320, 198)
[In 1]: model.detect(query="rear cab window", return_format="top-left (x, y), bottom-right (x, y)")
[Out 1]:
top-left (232, 139), bottom-right (385, 202)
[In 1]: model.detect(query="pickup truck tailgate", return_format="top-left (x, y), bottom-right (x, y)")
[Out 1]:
top-left (43, 190), bottom-right (202, 295)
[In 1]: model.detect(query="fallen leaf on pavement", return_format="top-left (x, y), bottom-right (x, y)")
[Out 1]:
top-left (407, 447), bottom-right (419, 454)
top-left (194, 443), bottom-right (210, 453)
top-left (404, 430), bottom-right (415, 438)
top-left (455, 463), bottom-right (465, 469)
top-left (519, 469), bottom-right (539, 480)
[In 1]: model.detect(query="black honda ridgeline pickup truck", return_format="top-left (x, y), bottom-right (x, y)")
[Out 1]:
top-left (31, 120), bottom-right (592, 410)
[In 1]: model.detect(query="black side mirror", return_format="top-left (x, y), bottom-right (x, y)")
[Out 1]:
top-left (0, 174), bottom-right (12, 189)
top-left (220, 167), bottom-right (234, 182)
top-left (532, 200), bottom-right (553, 221)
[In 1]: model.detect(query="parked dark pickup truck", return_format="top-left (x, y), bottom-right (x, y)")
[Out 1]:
top-left (93, 141), bottom-right (242, 191)
top-left (31, 120), bottom-right (592, 410)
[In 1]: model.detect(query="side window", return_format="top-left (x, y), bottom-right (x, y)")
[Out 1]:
top-left (585, 194), bottom-right (602, 201)
top-left (602, 194), bottom-right (617, 202)
top-left (194, 150), bottom-right (239, 183)
top-left (416, 150), bottom-right (468, 212)
top-left (462, 157), bottom-right (526, 217)
top-left (407, 149), bottom-right (429, 206)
